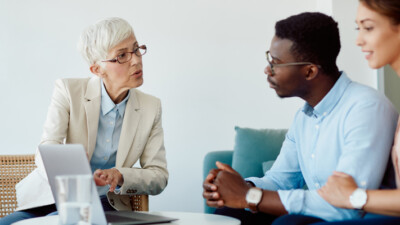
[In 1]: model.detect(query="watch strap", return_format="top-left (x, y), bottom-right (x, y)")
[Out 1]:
top-left (248, 202), bottom-right (259, 213)
top-left (246, 187), bottom-right (263, 213)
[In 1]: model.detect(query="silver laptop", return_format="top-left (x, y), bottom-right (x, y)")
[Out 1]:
top-left (39, 144), bottom-right (176, 225)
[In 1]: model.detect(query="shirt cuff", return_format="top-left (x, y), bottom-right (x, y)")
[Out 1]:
top-left (245, 177), bottom-right (264, 188)
top-left (277, 189), bottom-right (305, 214)
top-left (245, 177), bottom-right (280, 191)
top-left (113, 185), bottom-right (121, 194)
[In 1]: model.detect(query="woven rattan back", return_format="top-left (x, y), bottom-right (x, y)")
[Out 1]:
top-left (130, 195), bottom-right (149, 211)
top-left (0, 154), bottom-right (36, 218)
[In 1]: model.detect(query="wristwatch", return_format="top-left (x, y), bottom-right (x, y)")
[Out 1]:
top-left (349, 188), bottom-right (367, 209)
top-left (245, 187), bottom-right (263, 212)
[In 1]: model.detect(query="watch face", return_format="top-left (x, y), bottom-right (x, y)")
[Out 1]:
top-left (349, 188), bottom-right (367, 209)
top-left (246, 188), bottom-right (262, 204)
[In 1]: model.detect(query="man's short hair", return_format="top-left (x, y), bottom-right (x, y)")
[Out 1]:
top-left (275, 12), bottom-right (341, 75)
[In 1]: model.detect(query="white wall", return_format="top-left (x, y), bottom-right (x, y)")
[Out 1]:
top-left (332, 0), bottom-right (378, 87)
top-left (316, 0), bottom-right (377, 87)
top-left (0, 0), bottom-right (375, 212)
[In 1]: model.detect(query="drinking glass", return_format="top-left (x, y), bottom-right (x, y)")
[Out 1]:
top-left (55, 174), bottom-right (92, 225)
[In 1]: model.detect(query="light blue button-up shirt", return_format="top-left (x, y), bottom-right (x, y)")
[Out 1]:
top-left (247, 72), bottom-right (398, 221)
top-left (90, 81), bottom-right (130, 196)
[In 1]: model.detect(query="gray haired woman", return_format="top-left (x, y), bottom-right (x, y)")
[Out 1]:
top-left (1, 17), bottom-right (168, 225)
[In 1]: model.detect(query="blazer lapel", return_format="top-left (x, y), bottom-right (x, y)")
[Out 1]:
top-left (116, 89), bottom-right (141, 167)
top-left (83, 77), bottom-right (101, 159)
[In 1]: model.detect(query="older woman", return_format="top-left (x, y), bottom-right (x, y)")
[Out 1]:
top-left (0, 17), bottom-right (168, 225)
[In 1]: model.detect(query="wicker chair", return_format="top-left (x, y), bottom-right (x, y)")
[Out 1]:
top-left (0, 154), bottom-right (148, 218)
top-left (0, 154), bottom-right (36, 218)
top-left (130, 194), bottom-right (148, 211)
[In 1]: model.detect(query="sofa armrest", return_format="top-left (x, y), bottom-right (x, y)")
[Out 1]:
top-left (203, 150), bottom-right (233, 180)
top-left (203, 150), bottom-right (233, 214)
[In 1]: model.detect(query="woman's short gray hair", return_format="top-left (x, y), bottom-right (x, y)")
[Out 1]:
top-left (78, 17), bottom-right (134, 65)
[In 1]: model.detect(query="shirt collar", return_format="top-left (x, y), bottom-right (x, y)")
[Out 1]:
top-left (101, 80), bottom-right (130, 117)
top-left (302, 71), bottom-right (351, 118)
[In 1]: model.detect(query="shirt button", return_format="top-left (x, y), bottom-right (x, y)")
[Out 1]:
top-left (110, 122), bottom-right (114, 125)
top-left (360, 181), bottom-right (367, 187)
top-left (323, 112), bottom-right (327, 116)
top-left (315, 183), bottom-right (320, 188)
top-left (311, 154), bottom-right (315, 158)
top-left (104, 157), bottom-right (108, 160)
top-left (106, 139), bottom-right (110, 142)
top-left (315, 125), bottom-right (319, 129)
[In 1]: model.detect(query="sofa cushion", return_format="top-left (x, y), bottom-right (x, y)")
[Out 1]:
top-left (262, 160), bottom-right (275, 174)
top-left (232, 126), bottom-right (287, 178)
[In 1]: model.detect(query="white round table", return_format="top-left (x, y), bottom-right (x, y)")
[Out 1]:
top-left (12, 211), bottom-right (240, 225)
top-left (151, 211), bottom-right (240, 224)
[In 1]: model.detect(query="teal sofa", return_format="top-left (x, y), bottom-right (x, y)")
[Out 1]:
top-left (203, 127), bottom-right (287, 214)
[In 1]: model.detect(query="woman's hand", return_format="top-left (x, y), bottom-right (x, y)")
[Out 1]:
top-left (93, 168), bottom-right (124, 192)
top-left (318, 171), bottom-right (358, 209)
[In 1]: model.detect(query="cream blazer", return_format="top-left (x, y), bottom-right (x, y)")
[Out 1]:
top-left (16, 76), bottom-right (168, 211)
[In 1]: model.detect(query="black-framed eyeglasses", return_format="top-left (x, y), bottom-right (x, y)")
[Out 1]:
top-left (102, 45), bottom-right (147, 64)
top-left (266, 50), bottom-right (319, 75)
